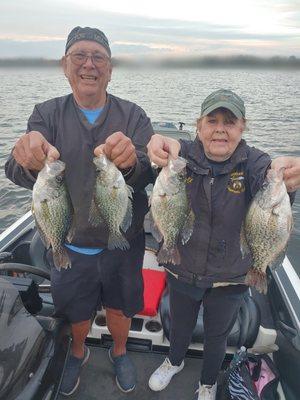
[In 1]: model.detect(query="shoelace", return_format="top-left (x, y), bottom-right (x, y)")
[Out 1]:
top-left (157, 358), bottom-right (177, 376)
top-left (195, 384), bottom-right (213, 395)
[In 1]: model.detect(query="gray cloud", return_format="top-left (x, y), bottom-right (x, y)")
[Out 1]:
top-left (0, 0), bottom-right (299, 58)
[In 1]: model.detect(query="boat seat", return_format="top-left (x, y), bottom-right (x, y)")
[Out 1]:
top-left (159, 287), bottom-right (260, 348)
top-left (139, 269), bottom-right (166, 317)
top-left (0, 277), bottom-right (68, 399)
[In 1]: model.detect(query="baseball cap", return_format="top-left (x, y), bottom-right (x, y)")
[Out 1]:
top-left (201, 89), bottom-right (245, 118)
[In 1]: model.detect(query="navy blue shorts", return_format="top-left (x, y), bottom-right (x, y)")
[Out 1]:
top-left (48, 233), bottom-right (145, 323)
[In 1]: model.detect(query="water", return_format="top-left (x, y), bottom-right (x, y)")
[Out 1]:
top-left (0, 67), bottom-right (299, 274)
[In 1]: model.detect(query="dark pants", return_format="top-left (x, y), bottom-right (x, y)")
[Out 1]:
top-left (168, 284), bottom-right (247, 385)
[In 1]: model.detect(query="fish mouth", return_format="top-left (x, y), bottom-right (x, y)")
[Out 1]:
top-left (80, 74), bottom-right (97, 81)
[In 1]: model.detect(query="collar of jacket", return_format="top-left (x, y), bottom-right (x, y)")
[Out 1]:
top-left (186, 137), bottom-right (249, 175)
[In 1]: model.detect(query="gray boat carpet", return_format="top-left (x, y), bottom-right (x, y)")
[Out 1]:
top-left (58, 346), bottom-right (208, 400)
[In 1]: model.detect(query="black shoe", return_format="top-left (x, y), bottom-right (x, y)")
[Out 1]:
top-left (60, 346), bottom-right (90, 396)
top-left (108, 347), bottom-right (136, 393)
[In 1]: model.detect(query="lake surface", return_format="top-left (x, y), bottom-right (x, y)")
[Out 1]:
top-left (0, 67), bottom-right (299, 273)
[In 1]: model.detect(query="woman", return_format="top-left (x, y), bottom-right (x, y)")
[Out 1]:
top-left (147, 89), bottom-right (300, 400)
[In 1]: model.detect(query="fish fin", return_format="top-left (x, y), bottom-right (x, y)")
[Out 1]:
top-left (245, 268), bottom-right (268, 294)
top-left (126, 184), bottom-right (134, 200)
top-left (148, 211), bottom-right (163, 243)
top-left (180, 208), bottom-right (195, 245)
top-left (287, 213), bottom-right (294, 233)
top-left (34, 217), bottom-right (51, 250)
top-left (157, 245), bottom-right (181, 265)
top-left (120, 196), bottom-right (133, 233)
top-left (88, 198), bottom-right (103, 227)
top-left (269, 251), bottom-right (286, 271)
top-left (52, 245), bottom-right (71, 270)
top-left (108, 231), bottom-right (130, 251)
top-left (240, 221), bottom-right (250, 258)
top-left (272, 205), bottom-right (281, 216)
top-left (66, 214), bottom-right (76, 243)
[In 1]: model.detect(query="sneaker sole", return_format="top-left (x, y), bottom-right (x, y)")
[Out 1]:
top-left (82, 346), bottom-right (90, 366)
top-left (148, 362), bottom-right (184, 392)
top-left (60, 377), bottom-right (80, 397)
top-left (116, 377), bottom-right (135, 393)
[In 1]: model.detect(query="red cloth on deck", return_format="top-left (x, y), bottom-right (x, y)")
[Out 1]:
top-left (139, 269), bottom-right (166, 317)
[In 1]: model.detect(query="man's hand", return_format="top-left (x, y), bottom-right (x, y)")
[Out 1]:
top-left (271, 156), bottom-right (300, 192)
top-left (94, 131), bottom-right (137, 169)
top-left (147, 134), bottom-right (181, 167)
top-left (13, 131), bottom-right (60, 171)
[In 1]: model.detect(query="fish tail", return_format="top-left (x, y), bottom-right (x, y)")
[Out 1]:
top-left (108, 231), bottom-right (130, 251)
top-left (52, 246), bottom-right (71, 270)
top-left (245, 268), bottom-right (268, 294)
top-left (157, 245), bottom-right (181, 265)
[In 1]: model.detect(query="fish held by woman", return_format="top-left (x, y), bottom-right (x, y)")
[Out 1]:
top-left (241, 168), bottom-right (293, 294)
top-left (150, 157), bottom-right (195, 265)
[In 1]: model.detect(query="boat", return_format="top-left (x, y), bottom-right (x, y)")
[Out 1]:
top-left (1, 124), bottom-right (300, 400)
top-left (152, 121), bottom-right (194, 140)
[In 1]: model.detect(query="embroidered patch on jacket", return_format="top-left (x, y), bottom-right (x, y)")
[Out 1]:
top-left (227, 171), bottom-right (245, 194)
top-left (185, 176), bottom-right (193, 184)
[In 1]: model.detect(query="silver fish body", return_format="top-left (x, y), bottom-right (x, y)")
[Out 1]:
top-left (32, 160), bottom-right (73, 269)
top-left (150, 157), bottom-right (195, 265)
top-left (89, 155), bottom-right (133, 250)
top-left (241, 168), bottom-right (293, 293)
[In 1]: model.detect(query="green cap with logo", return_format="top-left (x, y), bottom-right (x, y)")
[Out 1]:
top-left (201, 89), bottom-right (245, 119)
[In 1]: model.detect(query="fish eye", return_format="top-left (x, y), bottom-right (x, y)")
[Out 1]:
top-left (55, 175), bottom-right (63, 183)
top-left (262, 181), bottom-right (268, 190)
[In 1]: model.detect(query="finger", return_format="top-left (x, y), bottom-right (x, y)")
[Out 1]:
top-left (94, 144), bottom-right (105, 157)
top-left (29, 135), bottom-right (47, 163)
top-left (148, 150), bottom-right (169, 167)
top-left (19, 136), bottom-right (45, 170)
top-left (285, 177), bottom-right (299, 192)
top-left (110, 140), bottom-right (135, 162)
top-left (104, 132), bottom-right (127, 158)
top-left (115, 151), bottom-right (137, 169)
top-left (45, 144), bottom-right (60, 162)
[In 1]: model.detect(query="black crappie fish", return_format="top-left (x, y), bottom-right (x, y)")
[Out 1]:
top-left (241, 168), bottom-right (293, 294)
top-left (89, 154), bottom-right (133, 250)
top-left (150, 157), bottom-right (195, 265)
top-left (32, 160), bottom-right (74, 269)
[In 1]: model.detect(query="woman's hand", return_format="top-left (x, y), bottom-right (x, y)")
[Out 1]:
top-left (94, 131), bottom-right (137, 169)
top-left (147, 134), bottom-right (181, 168)
top-left (13, 131), bottom-right (60, 171)
top-left (271, 156), bottom-right (300, 192)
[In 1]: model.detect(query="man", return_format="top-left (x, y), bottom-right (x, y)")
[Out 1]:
top-left (5, 26), bottom-right (154, 396)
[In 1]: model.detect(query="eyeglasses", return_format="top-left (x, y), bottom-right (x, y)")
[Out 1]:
top-left (66, 51), bottom-right (110, 67)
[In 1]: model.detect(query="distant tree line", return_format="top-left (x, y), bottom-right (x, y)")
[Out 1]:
top-left (0, 55), bottom-right (299, 69)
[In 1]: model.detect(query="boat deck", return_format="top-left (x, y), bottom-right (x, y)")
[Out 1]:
top-left (57, 345), bottom-right (216, 400)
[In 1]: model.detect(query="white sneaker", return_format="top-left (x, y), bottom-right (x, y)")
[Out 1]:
top-left (195, 382), bottom-right (217, 400)
top-left (148, 357), bottom-right (184, 391)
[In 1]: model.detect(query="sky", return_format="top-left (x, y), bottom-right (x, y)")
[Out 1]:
top-left (0, 0), bottom-right (300, 59)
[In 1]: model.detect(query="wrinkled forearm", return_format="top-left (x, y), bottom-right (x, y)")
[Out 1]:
top-left (5, 153), bottom-right (37, 190)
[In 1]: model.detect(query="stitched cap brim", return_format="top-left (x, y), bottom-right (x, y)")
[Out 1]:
top-left (201, 101), bottom-right (244, 118)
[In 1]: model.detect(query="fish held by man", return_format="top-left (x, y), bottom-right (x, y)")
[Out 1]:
top-left (150, 157), bottom-right (195, 265)
top-left (32, 160), bottom-right (74, 269)
top-left (241, 168), bottom-right (293, 294)
top-left (89, 154), bottom-right (133, 250)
